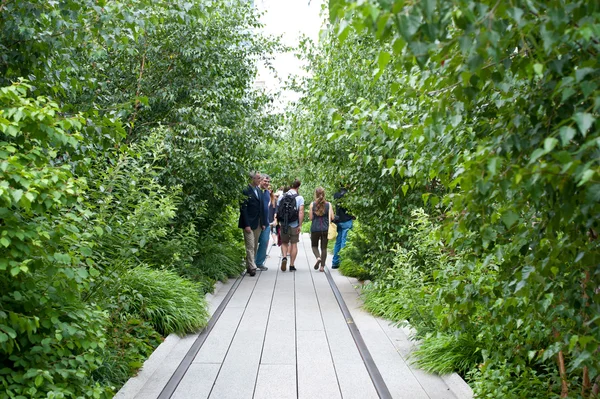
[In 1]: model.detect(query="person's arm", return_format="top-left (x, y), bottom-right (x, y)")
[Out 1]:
top-left (308, 202), bottom-right (314, 221)
top-left (329, 202), bottom-right (334, 222)
top-left (240, 188), bottom-right (251, 233)
top-left (297, 204), bottom-right (305, 233)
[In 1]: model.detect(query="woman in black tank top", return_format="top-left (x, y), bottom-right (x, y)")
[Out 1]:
top-left (309, 187), bottom-right (335, 272)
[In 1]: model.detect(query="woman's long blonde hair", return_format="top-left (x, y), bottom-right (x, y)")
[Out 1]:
top-left (269, 185), bottom-right (275, 207)
top-left (313, 187), bottom-right (326, 216)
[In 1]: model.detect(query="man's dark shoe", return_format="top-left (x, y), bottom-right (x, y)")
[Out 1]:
top-left (257, 265), bottom-right (268, 271)
top-left (331, 264), bottom-right (339, 269)
top-left (281, 257), bottom-right (287, 271)
top-left (248, 269), bottom-right (256, 276)
top-left (289, 265), bottom-right (297, 272)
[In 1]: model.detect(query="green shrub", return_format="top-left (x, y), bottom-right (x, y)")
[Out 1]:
top-left (0, 84), bottom-right (111, 398)
top-left (93, 317), bottom-right (163, 388)
top-left (362, 210), bottom-right (446, 336)
top-left (468, 359), bottom-right (554, 399)
top-left (362, 260), bottom-right (436, 336)
top-left (116, 266), bottom-right (209, 336)
top-left (176, 208), bottom-right (245, 292)
top-left (339, 258), bottom-right (372, 281)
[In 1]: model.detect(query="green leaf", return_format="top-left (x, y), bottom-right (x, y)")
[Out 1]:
top-left (572, 113), bottom-right (595, 137)
top-left (502, 211), bottom-right (519, 228)
top-left (11, 189), bottom-right (23, 204)
top-left (575, 67), bottom-right (595, 82)
top-left (77, 268), bottom-right (89, 279)
top-left (25, 192), bottom-right (35, 203)
top-left (578, 169), bottom-right (595, 186)
top-left (397, 14), bottom-right (421, 40)
top-left (543, 137), bottom-right (558, 153)
top-left (378, 51), bottom-right (391, 72)
top-left (559, 126), bottom-right (576, 146)
top-left (487, 157), bottom-right (501, 176)
top-left (0, 237), bottom-right (10, 247)
top-left (530, 148), bottom-right (546, 163)
top-left (54, 253), bottom-right (71, 264)
top-left (569, 335), bottom-right (579, 351)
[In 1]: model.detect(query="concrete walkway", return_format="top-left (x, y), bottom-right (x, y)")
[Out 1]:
top-left (116, 233), bottom-right (472, 399)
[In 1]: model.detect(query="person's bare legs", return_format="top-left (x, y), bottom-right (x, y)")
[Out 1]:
top-left (289, 243), bottom-right (298, 267)
top-left (281, 242), bottom-right (289, 271)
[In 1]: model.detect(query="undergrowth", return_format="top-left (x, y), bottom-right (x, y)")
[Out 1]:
top-left (93, 317), bottom-right (163, 389)
top-left (116, 266), bottom-right (209, 335)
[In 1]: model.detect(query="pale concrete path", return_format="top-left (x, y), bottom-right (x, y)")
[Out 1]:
top-left (117, 233), bottom-right (472, 399)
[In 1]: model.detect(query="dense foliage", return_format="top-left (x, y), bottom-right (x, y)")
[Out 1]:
top-left (1, 0), bottom-right (277, 397)
top-left (288, 0), bottom-right (600, 397)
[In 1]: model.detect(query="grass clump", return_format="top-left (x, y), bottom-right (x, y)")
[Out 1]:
top-left (411, 333), bottom-right (483, 375)
top-left (118, 266), bottom-right (209, 335)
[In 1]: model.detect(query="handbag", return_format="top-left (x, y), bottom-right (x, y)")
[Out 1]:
top-left (327, 222), bottom-right (337, 240)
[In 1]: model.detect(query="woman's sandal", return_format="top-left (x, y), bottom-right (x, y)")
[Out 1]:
top-left (314, 258), bottom-right (321, 270)
top-left (319, 266), bottom-right (324, 272)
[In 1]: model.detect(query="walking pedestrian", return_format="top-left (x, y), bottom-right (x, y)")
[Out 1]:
top-left (269, 190), bottom-right (281, 246)
top-left (238, 171), bottom-right (266, 276)
top-left (255, 174), bottom-right (272, 271)
top-left (309, 187), bottom-right (334, 272)
top-left (331, 185), bottom-right (354, 269)
top-left (277, 179), bottom-right (304, 272)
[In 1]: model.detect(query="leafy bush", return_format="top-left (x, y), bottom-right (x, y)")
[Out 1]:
top-left (174, 208), bottom-right (245, 292)
top-left (93, 317), bottom-right (163, 389)
top-left (0, 84), bottom-right (111, 398)
top-left (468, 359), bottom-right (554, 399)
top-left (1, 0), bottom-right (279, 395)
top-left (291, 0), bottom-right (600, 394)
top-left (339, 258), bottom-right (372, 281)
top-left (363, 262), bottom-right (433, 333)
top-left (115, 266), bottom-right (209, 336)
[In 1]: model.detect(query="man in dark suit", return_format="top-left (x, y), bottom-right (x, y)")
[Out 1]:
top-left (239, 171), bottom-right (266, 276)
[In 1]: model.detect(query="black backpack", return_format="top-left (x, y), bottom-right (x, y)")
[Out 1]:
top-left (277, 192), bottom-right (298, 228)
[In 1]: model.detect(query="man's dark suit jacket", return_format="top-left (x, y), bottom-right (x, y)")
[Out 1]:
top-left (238, 185), bottom-right (266, 230)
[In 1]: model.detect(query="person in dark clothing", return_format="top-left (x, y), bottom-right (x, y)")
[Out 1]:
top-left (239, 171), bottom-right (266, 276)
top-left (255, 174), bottom-right (272, 271)
top-left (331, 187), bottom-right (354, 268)
top-left (309, 187), bottom-right (335, 272)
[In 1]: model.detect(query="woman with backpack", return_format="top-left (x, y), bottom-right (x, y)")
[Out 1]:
top-left (309, 187), bottom-right (335, 272)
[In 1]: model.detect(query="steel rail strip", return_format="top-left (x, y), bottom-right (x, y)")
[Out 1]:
top-left (324, 266), bottom-right (393, 399)
top-left (157, 272), bottom-right (245, 399)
